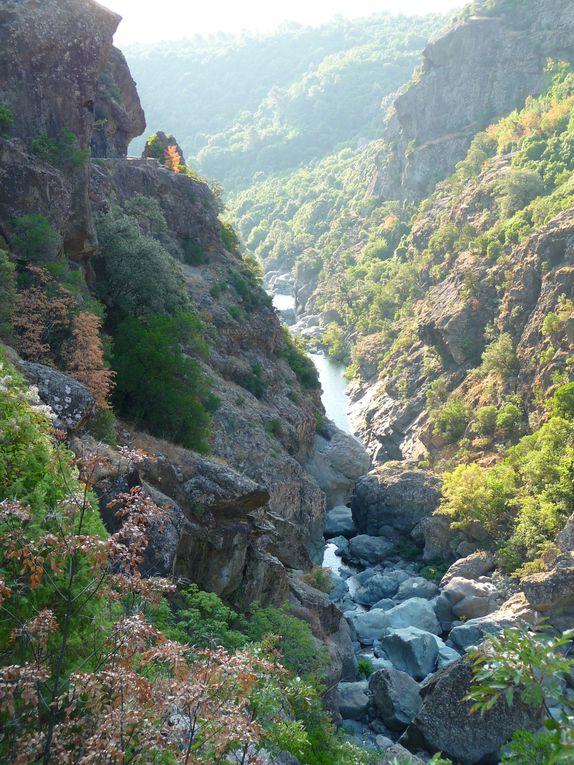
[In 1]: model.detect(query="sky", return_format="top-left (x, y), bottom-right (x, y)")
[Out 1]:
top-left (99, 0), bottom-right (462, 45)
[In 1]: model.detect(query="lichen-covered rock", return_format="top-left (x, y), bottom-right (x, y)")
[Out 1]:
top-left (401, 658), bottom-right (543, 764)
top-left (352, 466), bottom-right (442, 536)
top-left (522, 553), bottom-right (574, 616)
top-left (17, 360), bottom-right (95, 432)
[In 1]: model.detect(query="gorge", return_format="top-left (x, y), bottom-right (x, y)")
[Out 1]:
top-left (1, 0), bottom-right (574, 763)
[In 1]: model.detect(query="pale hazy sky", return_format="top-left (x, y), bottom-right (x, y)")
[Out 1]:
top-left (99, 0), bottom-right (461, 45)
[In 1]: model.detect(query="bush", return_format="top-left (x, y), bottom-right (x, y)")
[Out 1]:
top-left (302, 567), bottom-right (333, 593)
top-left (495, 402), bottom-right (522, 433)
top-left (96, 213), bottom-right (188, 319)
top-left (481, 333), bottom-right (518, 378)
top-left (184, 239), bottom-right (207, 265)
top-left (31, 129), bottom-right (89, 171)
top-left (0, 250), bottom-right (16, 339)
top-left (357, 658), bottom-right (374, 679)
top-left (12, 214), bottom-right (62, 263)
top-left (432, 397), bottom-right (471, 443)
top-left (86, 408), bottom-right (117, 446)
top-left (123, 194), bottom-right (167, 237)
top-left (0, 103), bottom-right (14, 137)
top-left (279, 328), bottom-right (321, 390)
top-left (475, 405), bottom-right (498, 436)
top-left (552, 382), bottom-right (574, 420)
top-left (221, 220), bottom-right (241, 253)
top-left (112, 312), bottom-right (213, 452)
top-left (239, 362), bottom-right (265, 399)
top-left (542, 311), bottom-right (561, 337)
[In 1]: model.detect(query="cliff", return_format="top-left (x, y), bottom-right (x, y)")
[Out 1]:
top-left (374, 0), bottom-right (574, 201)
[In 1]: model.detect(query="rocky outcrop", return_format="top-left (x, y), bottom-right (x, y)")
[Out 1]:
top-left (369, 667), bottom-right (422, 731)
top-left (374, 0), bottom-right (574, 201)
top-left (351, 467), bottom-right (441, 536)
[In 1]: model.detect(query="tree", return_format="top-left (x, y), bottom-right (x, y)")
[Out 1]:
top-left (63, 312), bottom-right (115, 409)
top-left (112, 312), bottom-right (213, 451)
top-left (165, 144), bottom-right (183, 172)
top-left (12, 214), bottom-right (62, 263)
top-left (481, 333), bottom-right (518, 379)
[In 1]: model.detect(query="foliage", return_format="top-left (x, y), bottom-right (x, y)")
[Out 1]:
top-left (239, 362), bottom-right (266, 399)
top-left (123, 193), bottom-right (168, 237)
top-left (96, 212), bottom-right (188, 319)
top-left (184, 238), bottom-right (207, 265)
top-left (475, 405), bottom-right (498, 436)
top-left (467, 626), bottom-right (574, 764)
top-left (278, 327), bottom-right (321, 390)
top-left (30, 129), bottom-right (89, 171)
top-left (12, 214), bottom-right (62, 263)
top-left (112, 312), bottom-right (213, 451)
top-left (85, 408), bottom-right (117, 446)
top-left (0, 103), bottom-right (14, 137)
top-left (480, 333), bottom-right (518, 379)
top-left (302, 566), bottom-right (333, 593)
top-left (221, 219), bottom-right (241, 253)
top-left (0, 250), bottom-right (16, 340)
top-left (357, 658), bottom-right (374, 680)
top-left (431, 397), bottom-right (471, 443)
top-left (553, 382), bottom-right (574, 420)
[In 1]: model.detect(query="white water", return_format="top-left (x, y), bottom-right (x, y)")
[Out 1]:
top-left (272, 293), bottom-right (296, 312)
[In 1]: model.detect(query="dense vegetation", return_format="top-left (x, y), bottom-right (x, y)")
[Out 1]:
top-left (126, 12), bottom-right (448, 190)
top-left (0, 356), bottom-right (368, 764)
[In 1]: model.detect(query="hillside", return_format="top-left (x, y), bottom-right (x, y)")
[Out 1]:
top-left (125, 13), bottom-right (448, 189)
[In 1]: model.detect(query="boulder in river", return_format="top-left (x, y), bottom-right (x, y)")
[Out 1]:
top-left (347, 598), bottom-right (440, 644)
top-left (394, 576), bottom-right (439, 602)
top-left (344, 535), bottom-right (395, 566)
top-left (369, 667), bottom-right (422, 731)
top-left (353, 570), bottom-right (410, 605)
top-left (336, 681), bottom-right (370, 721)
top-left (352, 466), bottom-right (442, 536)
top-left (378, 627), bottom-right (440, 681)
top-left (440, 576), bottom-right (499, 621)
top-left (401, 658), bottom-right (543, 764)
top-left (447, 593), bottom-right (538, 652)
top-left (440, 550), bottom-right (495, 586)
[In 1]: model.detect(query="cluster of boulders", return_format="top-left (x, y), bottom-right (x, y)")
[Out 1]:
top-left (320, 465), bottom-right (573, 763)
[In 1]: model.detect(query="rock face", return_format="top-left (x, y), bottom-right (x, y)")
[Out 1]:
top-left (374, 0), bottom-right (574, 201)
top-left (352, 467), bottom-right (442, 536)
top-left (0, 0), bottom-right (145, 257)
top-left (522, 553), bottom-right (574, 628)
top-left (401, 658), bottom-right (543, 764)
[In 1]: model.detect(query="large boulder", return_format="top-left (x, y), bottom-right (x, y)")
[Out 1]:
top-left (353, 570), bottom-right (410, 605)
top-left (345, 535), bottom-right (394, 566)
top-left (394, 577), bottom-right (439, 602)
top-left (401, 658), bottom-right (543, 764)
top-left (378, 744), bottom-right (425, 765)
top-left (440, 551), bottom-right (495, 586)
top-left (306, 422), bottom-right (371, 508)
top-left (447, 593), bottom-right (538, 652)
top-left (16, 360), bottom-right (95, 433)
top-left (369, 668), bottom-right (422, 731)
top-left (411, 515), bottom-right (457, 562)
top-left (378, 627), bottom-right (439, 681)
top-left (522, 553), bottom-right (574, 614)
top-left (336, 681), bottom-right (370, 721)
top-left (352, 466), bottom-right (442, 537)
top-left (347, 599), bottom-right (440, 645)
top-left (439, 576), bottom-right (499, 621)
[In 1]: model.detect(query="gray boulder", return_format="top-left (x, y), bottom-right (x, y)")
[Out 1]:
top-left (17, 360), bottom-right (95, 432)
top-left (352, 466), bottom-right (442, 536)
top-left (384, 598), bottom-right (441, 634)
top-left (337, 681), bottom-right (370, 721)
top-left (441, 576), bottom-right (499, 620)
top-left (379, 627), bottom-right (439, 681)
top-left (448, 593), bottom-right (539, 652)
top-left (440, 551), bottom-right (495, 586)
top-left (346, 608), bottom-right (391, 645)
top-left (411, 515), bottom-right (456, 562)
top-left (369, 668), bottom-right (422, 731)
top-left (379, 744), bottom-right (425, 765)
top-left (345, 535), bottom-right (394, 566)
top-left (325, 506), bottom-right (356, 538)
top-left (401, 658), bottom-right (543, 764)
top-left (394, 576), bottom-right (439, 602)
top-left (354, 570), bottom-right (410, 605)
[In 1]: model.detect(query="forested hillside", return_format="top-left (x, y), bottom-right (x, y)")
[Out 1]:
top-left (126, 13), bottom-right (448, 189)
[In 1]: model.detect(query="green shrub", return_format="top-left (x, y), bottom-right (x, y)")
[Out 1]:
top-left (123, 194), bottom-right (168, 237)
top-left (12, 213), bottom-right (62, 263)
top-left (227, 305), bottom-right (242, 320)
top-left (31, 129), bottom-right (88, 171)
top-left (0, 250), bottom-right (16, 339)
top-left (0, 103), bottom-right (14, 137)
top-left (279, 328), bottom-right (320, 390)
top-left (96, 213), bottom-right (188, 319)
top-left (302, 566), bottom-right (333, 593)
top-left (183, 239), bottom-right (207, 265)
top-left (239, 362), bottom-right (265, 399)
top-left (475, 405), bottom-right (498, 436)
top-left (86, 408), bottom-right (117, 446)
top-left (542, 311), bottom-right (561, 337)
top-left (481, 333), bottom-right (518, 378)
top-left (112, 312), bottom-right (213, 452)
top-left (553, 381), bottom-right (574, 420)
top-left (432, 397), bottom-right (471, 443)
top-left (357, 658), bottom-right (374, 679)
top-left (265, 418), bottom-right (282, 436)
top-left (221, 220), bottom-right (241, 253)
top-left (495, 402), bottom-right (522, 433)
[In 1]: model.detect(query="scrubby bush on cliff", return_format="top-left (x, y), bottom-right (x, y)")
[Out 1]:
top-left (431, 396), bottom-right (471, 443)
top-left (112, 312), bottom-right (215, 452)
top-left (31, 128), bottom-right (89, 171)
top-left (12, 213), bottom-right (62, 263)
top-left (97, 213), bottom-right (188, 319)
top-left (480, 333), bottom-right (518, 379)
top-left (0, 250), bottom-right (16, 340)
top-left (0, 103), bottom-right (14, 137)
top-left (279, 327), bottom-right (321, 390)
